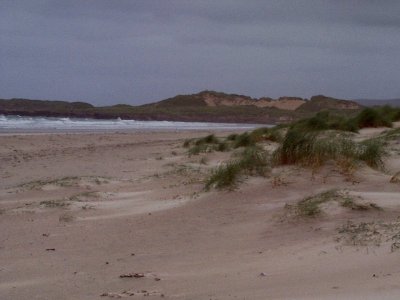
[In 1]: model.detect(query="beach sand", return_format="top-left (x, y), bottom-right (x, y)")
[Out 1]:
top-left (1, 128), bottom-right (400, 299)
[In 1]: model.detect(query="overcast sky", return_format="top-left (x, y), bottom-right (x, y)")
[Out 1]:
top-left (1, 1), bottom-right (399, 105)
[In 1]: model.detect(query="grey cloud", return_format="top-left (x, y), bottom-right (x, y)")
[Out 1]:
top-left (0, 1), bottom-right (399, 105)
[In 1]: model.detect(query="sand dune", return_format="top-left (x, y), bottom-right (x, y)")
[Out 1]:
top-left (1, 129), bottom-right (400, 299)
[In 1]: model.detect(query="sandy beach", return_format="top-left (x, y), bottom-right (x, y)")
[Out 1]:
top-left (1, 128), bottom-right (400, 299)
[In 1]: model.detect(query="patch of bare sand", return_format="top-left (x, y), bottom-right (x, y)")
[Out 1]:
top-left (0, 129), bottom-right (400, 299)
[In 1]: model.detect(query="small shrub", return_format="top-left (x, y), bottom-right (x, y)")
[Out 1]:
top-left (331, 118), bottom-right (359, 132)
top-left (233, 132), bottom-right (256, 148)
top-left (237, 146), bottom-right (269, 176)
top-left (273, 129), bottom-right (386, 170)
top-left (205, 147), bottom-right (269, 190)
top-left (355, 108), bottom-right (392, 128)
top-left (216, 141), bottom-right (230, 152)
top-left (357, 139), bottom-right (385, 169)
top-left (195, 134), bottom-right (219, 145)
top-left (186, 134), bottom-right (227, 156)
top-left (273, 129), bottom-right (332, 167)
top-left (377, 106), bottom-right (400, 122)
top-left (250, 127), bottom-right (283, 142)
top-left (288, 190), bottom-right (377, 218)
top-left (188, 144), bottom-right (209, 156)
top-left (183, 139), bottom-right (192, 148)
top-left (226, 133), bottom-right (238, 141)
top-left (340, 197), bottom-right (379, 210)
top-left (205, 161), bottom-right (241, 190)
top-left (296, 190), bottom-right (338, 217)
top-left (302, 112), bottom-right (330, 131)
top-left (379, 128), bottom-right (400, 141)
top-left (290, 112), bottom-right (359, 133)
top-left (40, 199), bottom-right (70, 208)
top-left (336, 157), bottom-right (358, 181)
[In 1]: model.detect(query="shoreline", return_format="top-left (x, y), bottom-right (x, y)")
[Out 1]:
top-left (0, 127), bottom-right (252, 136)
top-left (0, 114), bottom-right (268, 134)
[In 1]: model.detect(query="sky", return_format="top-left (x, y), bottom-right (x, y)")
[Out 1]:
top-left (1, 1), bottom-right (400, 106)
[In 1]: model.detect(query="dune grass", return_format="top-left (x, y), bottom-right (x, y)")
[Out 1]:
top-left (287, 190), bottom-right (380, 218)
top-left (295, 190), bottom-right (338, 216)
top-left (186, 107), bottom-right (393, 191)
top-left (355, 107), bottom-right (393, 128)
top-left (273, 128), bottom-right (386, 170)
top-left (357, 139), bottom-right (386, 169)
top-left (205, 146), bottom-right (269, 190)
top-left (249, 127), bottom-right (284, 143)
top-left (232, 132), bottom-right (257, 148)
top-left (205, 161), bottom-right (242, 190)
top-left (289, 107), bottom-right (399, 133)
top-left (185, 134), bottom-right (230, 156)
top-left (290, 111), bottom-right (359, 133)
top-left (377, 128), bottom-right (400, 142)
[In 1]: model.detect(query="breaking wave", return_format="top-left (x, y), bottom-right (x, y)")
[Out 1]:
top-left (0, 115), bottom-right (266, 132)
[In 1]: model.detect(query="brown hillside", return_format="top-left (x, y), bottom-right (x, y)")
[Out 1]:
top-left (297, 95), bottom-right (362, 112)
top-left (150, 91), bottom-right (306, 111)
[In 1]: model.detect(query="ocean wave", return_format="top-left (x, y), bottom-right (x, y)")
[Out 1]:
top-left (0, 115), bottom-right (266, 131)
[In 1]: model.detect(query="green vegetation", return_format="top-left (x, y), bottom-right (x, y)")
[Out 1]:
top-left (205, 147), bottom-right (269, 190)
top-left (234, 146), bottom-right (270, 176)
top-left (290, 106), bottom-right (400, 133)
top-left (205, 161), bottom-right (242, 190)
top-left (377, 128), bottom-right (400, 142)
top-left (40, 199), bottom-right (70, 208)
top-left (186, 127), bottom-right (284, 157)
top-left (184, 106), bottom-right (397, 190)
top-left (357, 139), bottom-right (386, 169)
top-left (340, 197), bottom-right (381, 211)
top-left (377, 105), bottom-right (400, 122)
top-left (195, 134), bottom-right (219, 145)
top-left (18, 176), bottom-right (110, 190)
top-left (337, 220), bottom-right (400, 249)
top-left (290, 111), bottom-right (358, 132)
top-left (232, 132), bottom-right (257, 148)
top-left (272, 129), bottom-right (385, 170)
top-left (356, 107), bottom-right (393, 128)
top-left (286, 190), bottom-right (380, 218)
top-left (185, 134), bottom-right (230, 156)
top-left (295, 190), bottom-right (338, 217)
top-left (249, 127), bottom-right (284, 142)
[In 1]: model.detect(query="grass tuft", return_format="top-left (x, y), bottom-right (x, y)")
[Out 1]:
top-left (205, 146), bottom-right (269, 190)
top-left (232, 132), bottom-right (256, 148)
top-left (205, 161), bottom-right (242, 190)
top-left (273, 129), bottom-right (386, 170)
top-left (355, 108), bottom-right (392, 128)
top-left (186, 134), bottom-right (229, 156)
top-left (357, 139), bottom-right (386, 169)
top-left (290, 111), bottom-right (359, 133)
top-left (295, 190), bottom-right (338, 217)
top-left (287, 190), bottom-right (380, 218)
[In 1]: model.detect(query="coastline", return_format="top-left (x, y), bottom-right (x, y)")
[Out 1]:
top-left (0, 114), bottom-right (267, 134)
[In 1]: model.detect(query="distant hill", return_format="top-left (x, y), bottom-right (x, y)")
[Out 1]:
top-left (297, 95), bottom-right (361, 112)
top-left (145, 90), bottom-right (307, 111)
top-left (0, 91), bottom-right (363, 124)
top-left (0, 98), bottom-right (93, 111)
top-left (353, 99), bottom-right (400, 107)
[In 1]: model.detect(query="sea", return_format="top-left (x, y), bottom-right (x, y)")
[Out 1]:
top-left (0, 115), bottom-right (267, 132)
